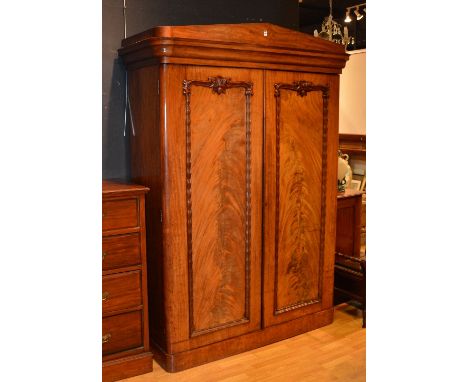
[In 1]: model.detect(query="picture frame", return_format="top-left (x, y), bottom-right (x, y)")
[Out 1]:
top-left (349, 179), bottom-right (361, 191)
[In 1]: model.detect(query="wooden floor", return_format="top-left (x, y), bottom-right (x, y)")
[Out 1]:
top-left (123, 304), bottom-right (365, 382)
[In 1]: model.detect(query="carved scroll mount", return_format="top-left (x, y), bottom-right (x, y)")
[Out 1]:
top-left (183, 76), bottom-right (253, 96)
top-left (274, 81), bottom-right (329, 98)
top-left (210, 76), bottom-right (231, 95)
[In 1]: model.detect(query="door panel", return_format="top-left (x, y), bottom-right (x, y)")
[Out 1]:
top-left (276, 88), bottom-right (324, 310)
top-left (263, 71), bottom-right (339, 327)
top-left (162, 65), bottom-right (263, 350)
top-left (188, 75), bottom-right (251, 334)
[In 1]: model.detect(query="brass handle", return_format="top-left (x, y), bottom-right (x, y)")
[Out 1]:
top-left (102, 291), bottom-right (109, 301)
top-left (102, 334), bottom-right (111, 344)
top-left (102, 252), bottom-right (107, 260)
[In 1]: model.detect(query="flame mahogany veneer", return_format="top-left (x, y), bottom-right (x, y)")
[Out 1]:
top-left (119, 23), bottom-right (349, 372)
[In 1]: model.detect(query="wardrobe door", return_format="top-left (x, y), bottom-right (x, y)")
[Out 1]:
top-left (161, 65), bottom-right (263, 351)
top-left (263, 71), bottom-right (339, 327)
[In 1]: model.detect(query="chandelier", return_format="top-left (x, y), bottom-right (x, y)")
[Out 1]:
top-left (314, 0), bottom-right (354, 49)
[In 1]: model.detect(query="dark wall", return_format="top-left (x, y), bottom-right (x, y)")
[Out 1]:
top-left (102, 0), bottom-right (299, 180)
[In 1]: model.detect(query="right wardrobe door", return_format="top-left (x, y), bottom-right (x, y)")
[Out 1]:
top-left (263, 71), bottom-right (339, 327)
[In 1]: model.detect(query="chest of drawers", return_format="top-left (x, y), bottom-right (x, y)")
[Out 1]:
top-left (102, 181), bottom-right (152, 381)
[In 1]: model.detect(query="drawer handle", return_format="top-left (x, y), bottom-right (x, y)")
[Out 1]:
top-left (102, 333), bottom-right (111, 344)
top-left (102, 291), bottom-right (110, 301)
top-left (102, 252), bottom-right (107, 260)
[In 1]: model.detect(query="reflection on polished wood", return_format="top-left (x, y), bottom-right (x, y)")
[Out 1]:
top-left (122, 304), bottom-right (365, 382)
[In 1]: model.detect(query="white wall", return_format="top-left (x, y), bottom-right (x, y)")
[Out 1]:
top-left (339, 50), bottom-right (366, 134)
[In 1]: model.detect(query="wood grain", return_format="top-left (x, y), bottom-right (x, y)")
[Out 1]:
top-left (336, 192), bottom-right (362, 258)
top-left (102, 233), bottom-right (141, 271)
top-left (102, 311), bottom-right (143, 356)
top-left (119, 23), bottom-right (349, 74)
top-left (153, 65), bottom-right (263, 353)
top-left (121, 304), bottom-right (365, 382)
top-left (263, 71), bottom-right (340, 328)
top-left (276, 84), bottom-right (325, 311)
top-left (153, 308), bottom-right (334, 372)
top-left (102, 181), bottom-right (149, 196)
top-left (102, 181), bottom-right (152, 380)
top-left (338, 133), bottom-right (366, 160)
top-left (121, 23), bottom-right (346, 372)
top-left (121, 23), bottom-right (347, 54)
top-left (103, 198), bottom-right (139, 232)
top-left (185, 76), bottom-right (252, 334)
top-left (103, 353), bottom-right (153, 382)
top-left (127, 66), bottom-right (166, 351)
top-left (102, 270), bottom-right (142, 315)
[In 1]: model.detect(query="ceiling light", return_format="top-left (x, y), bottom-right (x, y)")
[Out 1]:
top-left (343, 3), bottom-right (366, 23)
top-left (354, 7), bottom-right (363, 20)
top-left (344, 10), bottom-right (352, 23)
top-left (314, 0), bottom-right (354, 49)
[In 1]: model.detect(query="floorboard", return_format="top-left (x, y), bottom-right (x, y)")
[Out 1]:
top-left (122, 304), bottom-right (365, 382)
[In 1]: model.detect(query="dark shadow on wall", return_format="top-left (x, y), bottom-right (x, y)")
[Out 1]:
top-left (103, 0), bottom-right (168, 180)
top-left (103, 0), bottom-right (127, 180)
top-left (103, 0), bottom-right (299, 180)
top-left (102, 57), bottom-right (128, 180)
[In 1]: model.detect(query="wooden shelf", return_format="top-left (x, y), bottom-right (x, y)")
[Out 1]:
top-left (339, 134), bottom-right (366, 160)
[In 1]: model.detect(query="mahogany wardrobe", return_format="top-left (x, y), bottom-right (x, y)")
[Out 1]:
top-left (119, 23), bottom-right (349, 372)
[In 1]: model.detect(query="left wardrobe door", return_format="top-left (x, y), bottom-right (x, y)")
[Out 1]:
top-left (161, 65), bottom-right (264, 351)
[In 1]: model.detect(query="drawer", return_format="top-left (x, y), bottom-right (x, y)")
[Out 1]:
top-left (102, 234), bottom-right (141, 270)
top-left (102, 311), bottom-right (143, 356)
top-left (102, 271), bottom-right (142, 314)
top-left (103, 198), bottom-right (138, 231)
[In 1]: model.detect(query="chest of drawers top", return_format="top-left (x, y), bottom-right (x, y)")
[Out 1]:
top-left (103, 180), bottom-right (149, 197)
top-left (102, 181), bottom-right (149, 235)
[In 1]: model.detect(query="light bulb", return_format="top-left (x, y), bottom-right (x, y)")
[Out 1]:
top-left (354, 8), bottom-right (363, 20)
top-left (345, 10), bottom-right (352, 23)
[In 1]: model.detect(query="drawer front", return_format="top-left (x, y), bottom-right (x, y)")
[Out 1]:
top-left (102, 271), bottom-right (142, 314)
top-left (102, 311), bottom-right (143, 356)
top-left (103, 198), bottom-right (138, 231)
top-left (102, 234), bottom-right (141, 270)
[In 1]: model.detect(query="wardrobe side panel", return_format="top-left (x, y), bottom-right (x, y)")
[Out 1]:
top-left (128, 66), bottom-right (166, 350)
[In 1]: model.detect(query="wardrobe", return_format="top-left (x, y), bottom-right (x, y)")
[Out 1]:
top-left (119, 23), bottom-right (349, 372)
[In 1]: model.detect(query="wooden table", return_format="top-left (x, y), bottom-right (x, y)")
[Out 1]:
top-left (335, 189), bottom-right (366, 327)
